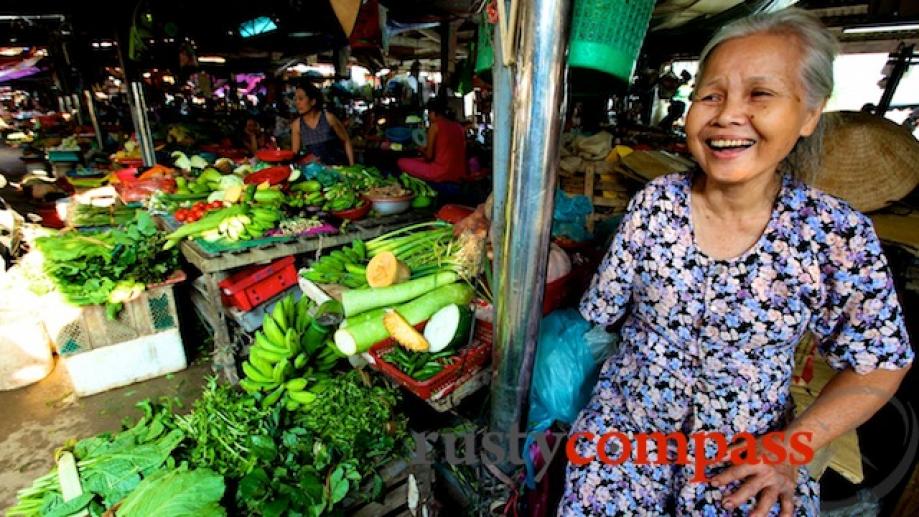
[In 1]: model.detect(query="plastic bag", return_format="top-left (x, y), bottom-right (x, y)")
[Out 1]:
top-left (528, 309), bottom-right (618, 428)
top-left (524, 310), bottom-right (618, 488)
top-left (552, 189), bottom-right (592, 242)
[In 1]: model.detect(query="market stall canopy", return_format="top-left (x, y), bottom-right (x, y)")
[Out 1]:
top-left (0, 48), bottom-right (45, 83)
top-left (645, 0), bottom-right (919, 59)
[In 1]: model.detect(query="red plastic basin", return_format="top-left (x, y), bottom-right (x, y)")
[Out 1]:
top-left (256, 149), bottom-right (295, 163)
top-left (243, 166), bottom-right (290, 186)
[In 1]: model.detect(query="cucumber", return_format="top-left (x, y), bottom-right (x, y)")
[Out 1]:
top-left (423, 304), bottom-right (473, 353)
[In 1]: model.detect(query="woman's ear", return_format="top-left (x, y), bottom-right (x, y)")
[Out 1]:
top-left (800, 101), bottom-right (826, 137)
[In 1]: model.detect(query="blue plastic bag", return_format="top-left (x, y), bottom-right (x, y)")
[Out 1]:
top-left (551, 189), bottom-right (593, 242)
top-left (524, 309), bottom-right (618, 488)
top-left (528, 309), bottom-right (618, 429)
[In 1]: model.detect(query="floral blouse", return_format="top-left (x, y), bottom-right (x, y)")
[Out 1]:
top-left (579, 171), bottom-right (913, 439)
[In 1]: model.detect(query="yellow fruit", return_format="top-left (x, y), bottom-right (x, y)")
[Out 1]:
top-left (383, 309), bottom-right (429, 352)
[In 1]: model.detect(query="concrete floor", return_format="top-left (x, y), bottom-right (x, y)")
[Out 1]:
top-left (0, 357), bottom-right (212, 510)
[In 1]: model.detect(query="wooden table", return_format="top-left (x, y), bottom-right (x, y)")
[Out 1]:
top-left (175, 210), bottom-right (430, 382)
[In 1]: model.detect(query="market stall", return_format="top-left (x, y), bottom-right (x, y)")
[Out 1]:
top-left (3, 0), bottom-right (919, 515)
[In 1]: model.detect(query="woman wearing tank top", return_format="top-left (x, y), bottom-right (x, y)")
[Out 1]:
top-left (290, 82), bottom-right (354, 166)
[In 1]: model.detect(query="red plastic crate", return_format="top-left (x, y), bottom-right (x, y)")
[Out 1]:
top-left (219, 256), bottom-right (298, 312)
top-left (369, 317), bottom-right (492, 400)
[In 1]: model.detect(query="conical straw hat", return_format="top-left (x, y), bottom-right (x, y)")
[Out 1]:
top-left (815, 111), bottom-right (919, 212)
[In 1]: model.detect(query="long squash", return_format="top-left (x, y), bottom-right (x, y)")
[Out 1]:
top-left (334, 282), bottom-right (473, 355)
top-left (341, 272), bottom-right (457, 317)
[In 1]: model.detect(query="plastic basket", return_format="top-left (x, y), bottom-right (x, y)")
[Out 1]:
top-left (219, 256), bottom-right (298, 312)
top-left (475, 15), bottom-right (494, 74)
top-left (369, 317), bottom-right (492, 401)
top-left (50, 271), bottom-right (185, 356)
top-left (568, 0), bottom-right (655, 81)
top-left (48, 150), bottom-right (81, 162)
top-left (475, 0), bottom-right (653, 80)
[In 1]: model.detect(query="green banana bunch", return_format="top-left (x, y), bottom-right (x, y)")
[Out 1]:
top-left (243, 205), bottom-right (282, 239)
top-left (322, 183), bottom-right (360, 212)
top-left (286, 190), bottom-right (325, 208)
top-left (300, 240), bottom-right (368, 288)
top-left (238, 293), bottom-right (343, 408)
top-left (399, 173), bottom-right (436, 198)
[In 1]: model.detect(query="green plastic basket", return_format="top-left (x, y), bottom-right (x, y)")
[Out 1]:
top-left (568, 0), bottom-right (655, 81)
top-left (476, 0), bottom-right (654, 81)
top-left (475, 16), bottom-right (494, 75)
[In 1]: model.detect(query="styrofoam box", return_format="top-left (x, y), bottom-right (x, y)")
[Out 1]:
top-left (62, 329), bottom-right (187, 397)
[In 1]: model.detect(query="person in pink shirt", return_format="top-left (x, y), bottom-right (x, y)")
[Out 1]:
top-left (398, 99), bottom-right (467, 183)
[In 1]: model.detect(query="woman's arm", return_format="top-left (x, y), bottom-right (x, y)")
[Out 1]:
top-left (713, 366), bottom-right (909, 517)
top-left (326, 112), bottom-right (354, 165)
top-left (244, 132), bottom-right (258, 154)
top-left (787, 366), bottom-right (908, 451)
top-left (422, 124), bottom-right (438, 161)
top-left (290, 118), bottom-right (300, 153)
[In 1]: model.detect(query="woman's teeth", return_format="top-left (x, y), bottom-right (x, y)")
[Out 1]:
top-left (708, 139), bottom-right (755, 149)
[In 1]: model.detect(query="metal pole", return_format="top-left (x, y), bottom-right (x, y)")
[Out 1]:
top-left (490, 7), bottom-right (512, 318)
top-left (489, 0), bottom-right (571, 460)
top-left (877, 44), bottom-right (914, 115)
top-left (83, 90), bottom-right (104, 149)
top-left (128, 82), bottom-right (156, 167)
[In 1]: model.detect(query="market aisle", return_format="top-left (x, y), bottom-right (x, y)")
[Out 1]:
top-left (0, 144), bottom-right (26, 179)
top-left (0, 358), bottom-right (211, 509)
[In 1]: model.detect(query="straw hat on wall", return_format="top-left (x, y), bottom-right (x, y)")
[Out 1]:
top-left (814, 111), bottom-right (919, 213)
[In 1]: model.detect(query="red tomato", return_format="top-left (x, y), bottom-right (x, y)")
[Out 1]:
top-left (193, 201), bottom-right (206, 210)
top-left (174, 209), bottom-right (187, 221)
top-left (209, 201), bottom-right (223, 210)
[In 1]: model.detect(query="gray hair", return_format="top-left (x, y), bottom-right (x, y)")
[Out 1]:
top-left (695, 8), bottom-right (838, 183)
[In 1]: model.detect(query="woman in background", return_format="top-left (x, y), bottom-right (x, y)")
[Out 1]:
top-left (290, 81), bottom-right (354, 166)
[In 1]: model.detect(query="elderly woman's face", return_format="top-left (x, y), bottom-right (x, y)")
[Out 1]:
top-left (685, 33), bottom-right (823, 185)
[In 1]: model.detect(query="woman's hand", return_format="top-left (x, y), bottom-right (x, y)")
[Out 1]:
top-left (711, 440), bottom-right (797, 517)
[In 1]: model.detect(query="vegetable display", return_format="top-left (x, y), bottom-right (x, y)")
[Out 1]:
top-left (383, 347), bottom-right (457, 381)
top-left (6, 399), bottom-right (184, 517)
top-left (400, 173), bottom-right (437, 208)
top-left (71, 203), bottom-right (137, 227)
top-left (334, 282), bottom-right (474, 356)
top-left (238, 294), bottom-right (345, 411)
top-left (9, 370), bottom-right (412, 517)
top-left (35, 211), bottom-right (179, 317)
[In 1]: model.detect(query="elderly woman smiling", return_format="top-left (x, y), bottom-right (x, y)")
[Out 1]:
top-left (559, 8), bottom-right (912, 517)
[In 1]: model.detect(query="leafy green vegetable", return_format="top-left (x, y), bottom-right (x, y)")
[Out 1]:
top-left (116, 467), bottom-right (225, 517)
top-left (35, 211), bottom-right (179, 317)
top-left (174, 377), bottom-right (277, 479)
top-left (6, 398), bottom-right (184, 517)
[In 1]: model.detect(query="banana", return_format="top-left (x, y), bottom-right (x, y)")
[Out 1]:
top-left (286, 378), bottom-right (308, 392)
top-left (243, 360), bottom-right (274, 383)
top-left (285, 328), bottom-right (301, 356)
top-left (286, 295), bottom-right (298, 328)
top-left (249, 355), bottom-right (275, 377)
top-left (271, 302), bottom-right (289, 332)
top-left (239, 378), bottom-right (265, 394)
top-left (263, 385), bottom-right (285, 406)
top-left (272, 358), bottom-right (291, 383)
top-left (255, 330), bottom-right (290, 356)
top-left (288, 390), bottom-right (318, 406)
top-left (294, 353), bottom-right (308, 369)
top-left (352, 240), bottom-right (366, 260)
top-left (262, 315), bottom-right (286, 347)
top-left (250, 345), bottom-right (286, 364)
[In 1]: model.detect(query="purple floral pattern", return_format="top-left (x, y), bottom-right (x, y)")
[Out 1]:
top-left (559, 172), bottom-right (913, 516)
